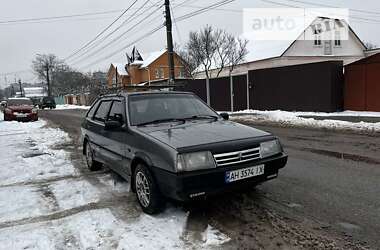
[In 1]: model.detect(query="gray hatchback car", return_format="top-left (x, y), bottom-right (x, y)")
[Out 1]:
top-left (81, 91), bottom-right (287, 214)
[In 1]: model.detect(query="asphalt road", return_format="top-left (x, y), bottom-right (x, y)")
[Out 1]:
top-left (39, 109), bottom-right (380, 249)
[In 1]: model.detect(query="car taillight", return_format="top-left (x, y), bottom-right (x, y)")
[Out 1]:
top-left (4, 108), bottom-right (12, 114)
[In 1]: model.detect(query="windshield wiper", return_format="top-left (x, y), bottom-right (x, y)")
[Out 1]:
top-left (184, 115), bottom-right (218, 121)
top-left (136, 118), bottom-right (186, 126)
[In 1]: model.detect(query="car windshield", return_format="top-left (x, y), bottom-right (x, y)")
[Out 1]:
top-left (43, 97), bottom-right (55, 102)
top-left (7, 99), bottom-right (33, 106)
top-left (128, 94), bottom-right (218, 126)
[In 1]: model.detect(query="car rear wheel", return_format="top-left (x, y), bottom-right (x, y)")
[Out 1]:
top-left (85, 141), bottom-right (101, 171)
top-left (134, 164), bottom-right (164, 214)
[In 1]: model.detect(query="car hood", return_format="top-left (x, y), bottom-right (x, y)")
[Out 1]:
top-left (137, 120), bottom-right (270, 149)
top-left (8, 106), bottom-right (33, 112)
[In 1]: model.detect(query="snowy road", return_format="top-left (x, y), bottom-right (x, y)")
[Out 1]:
top-left (0, 113), bottom-right (230, 250)
top-left (37, 109), bottom-right (380, 250)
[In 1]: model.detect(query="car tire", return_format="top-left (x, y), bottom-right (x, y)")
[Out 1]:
top-left (134, 164), bottom-right (165, 214)
top-left (85, 141), bottom-right (101, 171)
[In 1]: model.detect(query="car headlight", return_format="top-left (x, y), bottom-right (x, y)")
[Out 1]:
top-left (176, 151), bottom-right (216, 172)
top-left (32, 108), bottom-right (38, 114)
top-left (260, 140), bottom-right (282, 158)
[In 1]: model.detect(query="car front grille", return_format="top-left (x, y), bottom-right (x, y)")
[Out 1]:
top-left (213, 147), bottom-right (261, 167)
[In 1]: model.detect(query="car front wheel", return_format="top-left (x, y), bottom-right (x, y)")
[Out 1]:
top-left (134, 164), bottom-right (164, 214)
top-left (85, 141), bottom-right (101, 171)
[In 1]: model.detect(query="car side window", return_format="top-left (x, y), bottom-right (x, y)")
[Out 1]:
top-left (108, 100), bottom-right (124, 123)
top-left (93, 100), bottom-right (112, 123)
top-left (87, 100), bottom-right (100, 118)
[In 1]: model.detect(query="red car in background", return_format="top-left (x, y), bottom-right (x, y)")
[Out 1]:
top-left (3, 98), bottom-right (38, 122)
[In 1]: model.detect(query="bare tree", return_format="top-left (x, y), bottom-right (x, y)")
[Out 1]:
top-left (184, 26), bottom-right (248, 79)
top-left (175, 45), bottom-right (196, 79)
top-left (214, 31), bottom-right (248, 77)
top-left (185, 25), bottom-right (218, 80)
top-left (32, 54), bottom-right (63, 96)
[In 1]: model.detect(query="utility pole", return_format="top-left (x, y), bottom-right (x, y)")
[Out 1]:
top-left (46, 64), bottom-right (51, 97)
top-left (164, 0), bottom-right (175, 85)
top-left (18, 79), bottom-right (23, 97)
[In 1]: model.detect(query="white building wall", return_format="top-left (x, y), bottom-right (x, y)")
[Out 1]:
top-left (283, 26), bottom-right (365, 57)
top-left (195, 18), bottom-right (367, 79)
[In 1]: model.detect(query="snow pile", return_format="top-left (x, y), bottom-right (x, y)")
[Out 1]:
top-left (202, 225), bottom-right (231, 246)
top-left (231, 110), bottom-right (380, 133)
top-left (0, 115), bottom-right (78, 186)
top-left (55, 104), bottom-right (90, 110)
top-left (118, 208), bottom-right (188, 249)
top-left (232, 109), bottom-right (380, 118)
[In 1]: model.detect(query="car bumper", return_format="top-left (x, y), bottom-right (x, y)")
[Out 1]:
top-left (151, 153), bottom-right (288, 201)
top-left (4, 114), bottom-right (38, 122)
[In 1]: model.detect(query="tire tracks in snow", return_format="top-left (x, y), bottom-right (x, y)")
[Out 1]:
top-left (0, 170), bottom-right (110, 189)
top-left (0, 195), bottom-right (134, 230)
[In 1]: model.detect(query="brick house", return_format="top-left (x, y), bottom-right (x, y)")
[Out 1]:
top-left (107, 48), bottom-right (187, 89)
top-left (107, 63), bottom-right (130, 88)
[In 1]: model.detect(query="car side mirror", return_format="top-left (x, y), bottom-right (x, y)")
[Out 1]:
top-left (104, 120), bottom-right (122, 130)
top-left (220, 113), bottom-right (229, 120)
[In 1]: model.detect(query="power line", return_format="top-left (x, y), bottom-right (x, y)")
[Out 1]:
top-left (68, 0), bottom-right (162, 64)
top-left (77, 0), bottom-right (237, 70)
top-left (175, 0), bottom-right (236, 22)
top-left (64, 0), bottom-right (140, 61)
top-left (0, 70), bottom-right (31, 76)
top-left (79, 24), bottom-right (165, 70)
top-left (0, 9), bottom-right (124, 25)
top-left (260, 0), bottom-right (380, 24)
top-left (171, 4), bottom-right (183, 44)
top-left (182, 4), bottom-right (242, 13)
top-left (284, 0), bottom-right (380, 16)
top-left (68, 0), bottom-right (194, 64)
top-left (70, 3), bottom-right (164, 65)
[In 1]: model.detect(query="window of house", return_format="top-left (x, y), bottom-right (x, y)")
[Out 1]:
top-left (94, 100), bottom-right (112, 122)
top-left (314, 29), bottom-right (322, 46)
top-left (178, 67), bottom-right (185, 78)
top-left (155, 68), bottom-right (164, 79)
top-left (112, 72), bottom-right (117, 88)
top-left (334, 31), bottom-right (341, 46)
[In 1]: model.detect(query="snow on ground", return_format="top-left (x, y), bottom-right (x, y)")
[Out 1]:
top-left (0, 113), bottom-right (78, 186)
top-left (232, 109), bottom-right (380, 117)
top-left (202, 225), bottom-right (231, 246)
top-left (230, 110), bottom-right (380, 133)
top-left (118, 208), bottom-right (188, 249)
top-left (0, 112), bottom-right (230, 249)
top-left (55, 104), bottom-right (90, 110)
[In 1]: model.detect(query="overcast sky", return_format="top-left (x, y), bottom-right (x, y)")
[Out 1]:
top-left (1, 0), bottom-right (380, 88)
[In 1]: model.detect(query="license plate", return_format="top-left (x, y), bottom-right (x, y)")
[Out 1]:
top-left (225, 165), bottom-right (265, 183)
top-left (16, 114), bottom-right (27, 118)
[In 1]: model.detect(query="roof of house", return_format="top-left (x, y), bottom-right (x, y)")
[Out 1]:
top-left (244, 17), bottom-right (365, 63)
top-left (111, 63), bottom-right (129, 76)
top-left (140, 49), bottom-right (167, 68)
